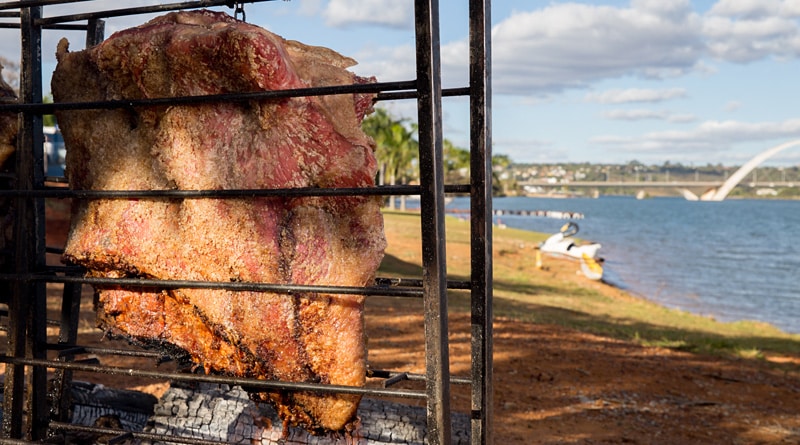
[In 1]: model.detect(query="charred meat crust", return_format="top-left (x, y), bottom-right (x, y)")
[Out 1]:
top-left (53, 10), bottom-right (385, 433)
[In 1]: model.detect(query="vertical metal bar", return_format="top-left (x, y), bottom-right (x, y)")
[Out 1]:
top-left (49, 17), bottom-right (105, 426)
top-left (1, 243), bottom-right (25, 439)
top-left (414, 1), bottom-right (451, 444)
top-left (19, 5), bottom-right (48, 441)
top-left (51, 282), bottom-right (82, 425)
top-left (85, 17), bottom-right (105, 48)
top-left (2, 4), bottom-right (46, 440)
top-left (469, 0), bottom-right (493, 444)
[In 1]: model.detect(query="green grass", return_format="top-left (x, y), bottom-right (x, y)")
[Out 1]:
top-left (379, 210), bottom-right (800, 365)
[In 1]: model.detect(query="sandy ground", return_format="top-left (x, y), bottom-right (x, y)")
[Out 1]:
top-left (2, 201), bottom-right (796, 444)
top-left (366, 297), bottom-right (800, 445)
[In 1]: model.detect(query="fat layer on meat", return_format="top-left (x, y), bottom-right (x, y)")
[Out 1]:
top-left (51, 10), bottom-right (385, 433)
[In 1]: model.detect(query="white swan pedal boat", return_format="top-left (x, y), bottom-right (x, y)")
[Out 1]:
top-left (539, 222), bottom-right (602, 260)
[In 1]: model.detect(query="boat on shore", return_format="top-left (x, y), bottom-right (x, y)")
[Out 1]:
top-left (539, 222), bottom-right (601, 259)
top-left (539, 222), bottom-right (604, 280)
top-left (579, 253), bottom-right (604, 281)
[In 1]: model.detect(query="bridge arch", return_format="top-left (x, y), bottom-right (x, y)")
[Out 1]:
top-left (706, 139), bottom-right (800, 201)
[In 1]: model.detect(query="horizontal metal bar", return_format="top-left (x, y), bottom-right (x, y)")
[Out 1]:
top-left (10, 269), bottom-right (470, 293)
top-left (45, 344), bottom-right (468, 385)
top-left (49, 344), bottom-right (171, 363)
top-left (107, 432), bottom-right (134, 445)
top-left (378, 86), bottom-right (471, 101)
top-left (0, 355), bottom-right (428, 399)
top-left (368, 368), bottom-right (471, 386)
top-left (383, 372), bottom-right (409, 388)
top-left (1, 273), bottom-right (427, 298)
top-left (0, 184), bottom-right (421, 199)
top-left (39, 23), bottom-right (88, 30)
top-left (1, 183), bottom-right (471, 199)
top-left (375, 277), bottom-right (471, 290)
top-left (0, 22), bottom-right (88, 30)
top-left (50, 422), bottom-right (238, 445)
top-left (0, 0), bottom-right (93, 11)
top-left (45, 246), bottom-right (64, 255)
top-left (0, 80), bottom-right (418, 114)
top-left (35, 0), bottom-right (275, 25)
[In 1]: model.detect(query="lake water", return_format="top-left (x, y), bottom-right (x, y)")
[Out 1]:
top-left (447, 196), bottom-right (800, 334)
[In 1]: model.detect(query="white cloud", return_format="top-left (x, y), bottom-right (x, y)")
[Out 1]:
top-left (603, 109), bottom-right (696, 123)
top-left (481, 0), bottom-right (800, 96)
top-left (703, 15), bottom-right (800, 62)
top-left (592, 117), bottom-right (800, 156)
top-left (784, 0), bottom-right (800, 15)
top-left (703, 0), bottom-right (800, 62)
top-left (490, 2), bottom-right (704, 95)
top-left (586, 88), bottom-right (687, 104)
top-left (323, 0), bottom-right (413, 29)
top-left (351, 44), bottom-right (416, 82)
top-left (708, 0), bottom-right (784, 19)
top-left (665, 113), bottom-right (697, 124)
top-left (351, 38), bottom-right (470, 90)
top-left (695, 118), bottom-right (800, 140)
top-left (631, 0), bottom-right (693, 20)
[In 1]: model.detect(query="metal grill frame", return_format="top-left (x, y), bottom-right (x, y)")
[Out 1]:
top-left (0, 1), bottom-right (492, 443)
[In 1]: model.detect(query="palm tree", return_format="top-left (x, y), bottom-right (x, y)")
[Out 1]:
top-left (443, 139), bottom-right (470, 182)
top-left (362, 108), bottom-right (419, 209)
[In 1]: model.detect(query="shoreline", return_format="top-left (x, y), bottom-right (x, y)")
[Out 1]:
top-left (494, 215), bottom-right (800, 336)
top-left (382, 210), bottom-right (800, 362)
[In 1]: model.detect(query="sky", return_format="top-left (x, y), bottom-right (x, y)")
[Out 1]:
top-left (1, 0), bottom-right (799, 167)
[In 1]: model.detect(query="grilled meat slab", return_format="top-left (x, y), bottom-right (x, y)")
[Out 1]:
top-left (52, 10), bottom-right (385, 433)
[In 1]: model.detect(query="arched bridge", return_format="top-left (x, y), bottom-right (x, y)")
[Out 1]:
top-left (698, 139), bottom-right (800, 201)
top-left (523, 139), bottom-right (800, 201)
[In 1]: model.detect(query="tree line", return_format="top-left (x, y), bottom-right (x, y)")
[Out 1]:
top-left (362, 107), bottom-right (513, 205)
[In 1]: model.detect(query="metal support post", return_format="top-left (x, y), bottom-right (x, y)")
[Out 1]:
top-left (469, 0), bottom-right (493, 443)
top-left (414, 1), bottom-right (451, 444)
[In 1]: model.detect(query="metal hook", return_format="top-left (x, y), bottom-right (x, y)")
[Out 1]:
top-left (234, 2), bottom-right (246, 22)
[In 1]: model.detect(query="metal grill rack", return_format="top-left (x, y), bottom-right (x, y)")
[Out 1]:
top-left (0, 1), bottom-right (492, 444)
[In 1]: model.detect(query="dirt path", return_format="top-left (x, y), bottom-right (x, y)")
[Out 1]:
top-left (366, 296), bottom-right (800, 444)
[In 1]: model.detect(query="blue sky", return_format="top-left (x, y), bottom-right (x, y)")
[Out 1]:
top-left (2, 0), bottom-right (799, 166)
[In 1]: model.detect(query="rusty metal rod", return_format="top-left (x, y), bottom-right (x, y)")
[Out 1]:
top-left (0, 183), bottom-right (472, 198)
top-left (0, 355), bottom-right (428, 399)
top-left (1, 273), bottom-right (427, 298)
top-left (0, 80), bottom-right (418, 114)
top-left (34, 0), bottom-right (275, 24)
top-left (49, 422), bottom-right (235, 445)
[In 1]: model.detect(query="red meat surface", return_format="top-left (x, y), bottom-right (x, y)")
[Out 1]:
top-left (51, 10), bottom-right (385, 433)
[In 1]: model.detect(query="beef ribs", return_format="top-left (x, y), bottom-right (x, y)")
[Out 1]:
top-left (51, 10), bottom-right (385, 433)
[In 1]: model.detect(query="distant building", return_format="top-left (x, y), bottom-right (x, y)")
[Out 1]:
top-left (755, 188), bottom-right (778, 196)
